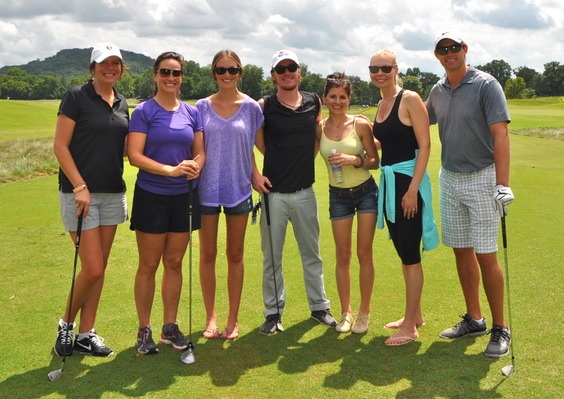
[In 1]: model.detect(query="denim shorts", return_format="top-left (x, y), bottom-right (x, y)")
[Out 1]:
top-left (200, 196), bottom-right (254, 216)
top-left (328, 176), bottom-right (378, 220)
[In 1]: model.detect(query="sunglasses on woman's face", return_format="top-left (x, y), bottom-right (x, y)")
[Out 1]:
top-left (274, 63), bottom-right (299, 74)
top-left (158, 68), bottom-right (183, 77)
top-left (214, 67), bottom-right (241, 75)
top-left (435, 43), bottom-right (463, 55)
top-left (368, 65), bottom-right (395, 74)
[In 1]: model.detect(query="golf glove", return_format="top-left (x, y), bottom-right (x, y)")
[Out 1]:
top-left (494, 185), bottom-right (514, 216)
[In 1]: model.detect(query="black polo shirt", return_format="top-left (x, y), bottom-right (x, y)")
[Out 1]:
top-left (57, 80), bottom-right (129, 193)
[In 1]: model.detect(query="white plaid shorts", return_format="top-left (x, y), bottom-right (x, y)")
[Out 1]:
top-left (439, 165), bottom-right (499, 253)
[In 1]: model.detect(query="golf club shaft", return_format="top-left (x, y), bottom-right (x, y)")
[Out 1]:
top-left (59, 213), bottom-right (84, 376)
top-left (263, 194), bottom-right (282, 323)
top-left (501, 216), bottom-right (516, 372)
top-left (188, 180), bottom-right (193, 343)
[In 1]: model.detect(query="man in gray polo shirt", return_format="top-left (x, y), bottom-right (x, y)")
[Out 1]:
top-left (426, 32), bottom-right (515, 358)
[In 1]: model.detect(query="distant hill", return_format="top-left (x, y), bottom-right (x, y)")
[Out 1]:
top-left (0, 48), bottom-right (155, 77)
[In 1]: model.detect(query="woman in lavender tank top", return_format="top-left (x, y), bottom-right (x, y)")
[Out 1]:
top-left (195, 50), bottom-right (264, 340)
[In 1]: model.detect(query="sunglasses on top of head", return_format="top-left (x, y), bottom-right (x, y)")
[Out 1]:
top-left (158, 68), bottom-right (183, 77)
top-left (435, 43), bottom-right (463, 55)
top-left (368, 65), bottom-right (396, 74)
top-left (273, 63), bottom-right (299, 74)
top-left (214, 66), bottom-right (241, 75)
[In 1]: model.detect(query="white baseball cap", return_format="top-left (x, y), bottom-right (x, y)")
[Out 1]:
top-left (271, 49), bottom-right (300, 69)
top-left (90, 42), bottom-right (123, 63)
top-left (433, 32), bottom-right (465, 48)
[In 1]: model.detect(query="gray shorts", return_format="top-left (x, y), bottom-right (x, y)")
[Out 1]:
top-left (59, 191), bottom-right (128, 232)
top-left (439, 165), bottom-right (499, 253)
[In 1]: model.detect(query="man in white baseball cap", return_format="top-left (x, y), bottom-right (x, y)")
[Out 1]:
top-left (270, 49), bottom-right (300, 71)
top-left (253, 49), bottom-right (337, 335)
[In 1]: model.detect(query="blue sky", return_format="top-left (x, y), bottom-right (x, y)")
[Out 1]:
top-left (0, 0), bottom-right (562, 79)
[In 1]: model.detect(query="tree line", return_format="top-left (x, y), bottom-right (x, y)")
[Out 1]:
top-left (0, 59), bottom-right (562, 103)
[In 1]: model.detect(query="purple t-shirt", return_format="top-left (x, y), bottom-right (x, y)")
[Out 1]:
top-left (129, 99), bottom-right (203, 195)
top-left (195, 95), bottom-right (264, 207)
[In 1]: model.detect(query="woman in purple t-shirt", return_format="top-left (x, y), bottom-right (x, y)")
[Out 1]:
top-left (195, 50), bottom-right (264, 340)
top-left (128, 52), bottom-right (205, 354)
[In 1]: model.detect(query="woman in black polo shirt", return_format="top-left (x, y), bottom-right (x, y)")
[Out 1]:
top-left (53, 42), bottom-right (129, 357)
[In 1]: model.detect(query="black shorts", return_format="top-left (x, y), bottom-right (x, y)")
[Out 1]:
top-left (384, 173), bottom-right (423, 265)
top-left (130, 184), bottom-right (201, 234)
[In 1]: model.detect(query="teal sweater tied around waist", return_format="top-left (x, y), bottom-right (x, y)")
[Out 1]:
top-left (377, 153), bottom-right (439, 252)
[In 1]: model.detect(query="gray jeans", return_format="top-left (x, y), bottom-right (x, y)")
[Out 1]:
top-left (260, 187), bottom-right (331, 316)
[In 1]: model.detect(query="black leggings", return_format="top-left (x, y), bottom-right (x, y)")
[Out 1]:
top-left (383, 173), bottom-right (423, 265)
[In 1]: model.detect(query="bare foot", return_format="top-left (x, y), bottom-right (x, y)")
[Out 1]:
top-left (384, 317), bottom-right (425, 329)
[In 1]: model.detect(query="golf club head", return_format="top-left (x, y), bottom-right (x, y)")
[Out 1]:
top-left (276, 322), bottom-right (285, 332)
top-left (180, 348), bottom-right (195, 364)
top-left (501, 365), bottom-right (514, 377)
top-left (48, 369), bottom-right (63, 381)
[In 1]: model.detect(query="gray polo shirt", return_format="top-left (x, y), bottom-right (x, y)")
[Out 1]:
top-left (426, 66), bottom-right (510, 173)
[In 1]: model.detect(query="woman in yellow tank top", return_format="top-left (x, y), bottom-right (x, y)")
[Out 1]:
top-left (318, 73), bottom-right (380, 334)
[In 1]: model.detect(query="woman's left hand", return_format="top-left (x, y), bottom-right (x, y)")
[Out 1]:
top-left (402, 192), bottom-right (418, 219)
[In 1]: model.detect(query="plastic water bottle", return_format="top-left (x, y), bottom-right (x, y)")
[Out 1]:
top-left (330, 149), bottom-right (344, 184)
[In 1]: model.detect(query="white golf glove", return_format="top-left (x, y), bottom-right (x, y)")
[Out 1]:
top-left (494, 185), bottom-right (514, 216)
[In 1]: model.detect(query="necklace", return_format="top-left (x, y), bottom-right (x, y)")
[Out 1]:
top-left (277, 94), bottom-right (302, 109)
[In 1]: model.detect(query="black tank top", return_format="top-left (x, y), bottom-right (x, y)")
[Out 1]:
top-left (372, 89), bottom-right (418, 166)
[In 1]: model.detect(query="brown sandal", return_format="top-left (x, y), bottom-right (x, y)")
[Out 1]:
top-left (202, 328), bottom-right (219, 339)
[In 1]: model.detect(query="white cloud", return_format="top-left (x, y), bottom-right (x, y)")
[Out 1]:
top-left (0, 0), bottom-right (562, 78)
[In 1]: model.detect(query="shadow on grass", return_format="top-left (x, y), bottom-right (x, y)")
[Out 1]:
top-left (1, 323), bottom-right (505, 398)
top-left (1, 347), bottom-right (206, 398)
top-left (323, 336), bottom-right (504, 398)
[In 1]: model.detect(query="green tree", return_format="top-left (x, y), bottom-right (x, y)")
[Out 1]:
top-left (513, 66), bottom-right (540, 89)
top-left (405, 68), bottom-right (440, 99)
top-left (401, 75), bottom-right (424, 96)
top-left (32, 74), bottom-right (65, 99)
top-left (504, 77), bottom-right (526, 99)
top-left (135, 68), bottom-right (155, 100)
top-left (476, 59), bottom-right (512, 88)
top-left (241, 64), bottom-right (264, 100)
top-left (115, 74), bottom-right (136, 98)
top-left (299, 65), bottom-right (324, 98)
top-left (0, 67), bottom-right (34, 99)
top-left (537, 61), bottom-right (564, 97)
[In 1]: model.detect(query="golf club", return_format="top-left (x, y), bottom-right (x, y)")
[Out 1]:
top-left (263, 193), bottom-right (284, 333)
top-left (500, 215), bottom-right (515, 377)
top-left (181, 180), bottom-right (195, 364)
top-left (48, 213), bottom-right (83, 381)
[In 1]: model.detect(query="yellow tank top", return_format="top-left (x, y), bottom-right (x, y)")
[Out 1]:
top-left (320, 117), bottom-right (372, 188)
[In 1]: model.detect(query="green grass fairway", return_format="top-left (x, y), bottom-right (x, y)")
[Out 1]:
top-left (0, 99), bottom-right (563, 398)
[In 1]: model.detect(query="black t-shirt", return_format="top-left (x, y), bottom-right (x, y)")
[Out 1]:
top-left (262, 92), bottom-right (320, 193)
top-left (57, 80), bottom-right (129, 193)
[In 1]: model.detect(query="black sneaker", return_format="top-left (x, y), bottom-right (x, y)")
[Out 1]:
top-left (311, 309), bottom-right (337, 328)
top-left (136, 325), bottom-right (159, 355)
top-left (160, 323), bottom-right (188, 351)
top-left (259, 314), bottom-right (282, 335)
top-left (54, 320), bottom-right (74, 357)
top-left (439, 314), bottom-right (487, 339)
top-left (73, 329), bottom-right (113, 357)
top-left (485, 325), bottom-right (511, 358)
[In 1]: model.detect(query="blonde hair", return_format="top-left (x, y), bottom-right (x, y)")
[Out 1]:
top-left (370, 49), bottom-right (403, 88)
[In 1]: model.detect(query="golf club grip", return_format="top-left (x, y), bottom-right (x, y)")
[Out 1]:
top-left (75, 212), bottom-right (83, 248)
top-left (501, 216), bottom-right (507, 249)
top-left (263, 194), bottom-right (271, 225)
